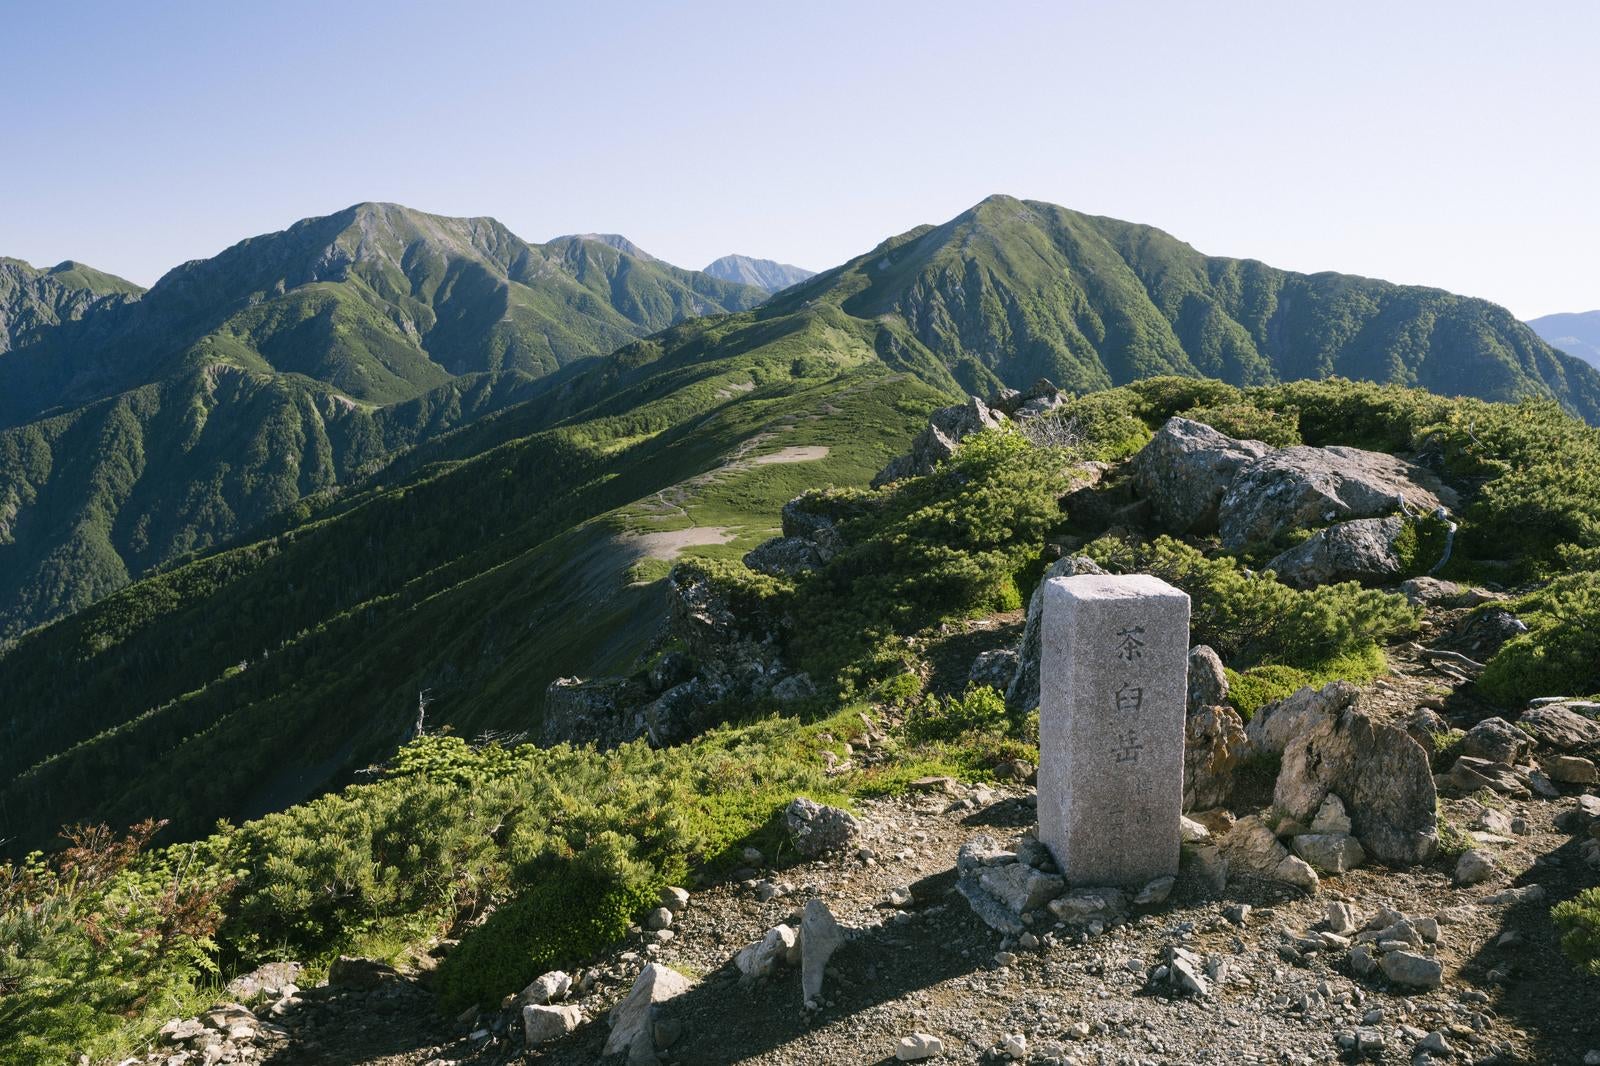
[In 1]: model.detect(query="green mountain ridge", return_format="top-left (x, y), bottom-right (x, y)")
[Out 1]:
top-left (0, 204), bottom-right (767, 639)
top-left (5, 193), bottom-right (1600, 853)
top-left (0, 256), bottom-right (142, 354)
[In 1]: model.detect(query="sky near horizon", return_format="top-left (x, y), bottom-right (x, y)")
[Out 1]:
top-left (1, 1), bottom-right (1594, 318)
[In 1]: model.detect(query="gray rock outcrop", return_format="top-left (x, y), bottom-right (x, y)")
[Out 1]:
top-left (1187, 645), bottom-right (1229, 713)
top-left (873, 396), bottom-right (1007, 487)
top-left (1132, 418), bottom-right (1272, 534)
top-left (1219, 445), bottom-right (1457, 550)
top-left (1273, 706), bottom-right (1439, 865)
top-left (1244, 681), bottom-right (1360, 756)
top-left (1263, 515), bottom-right (1408, 588)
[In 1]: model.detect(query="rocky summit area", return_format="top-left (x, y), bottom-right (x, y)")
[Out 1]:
top-left (122, 406), bottom-right (1600, 1066)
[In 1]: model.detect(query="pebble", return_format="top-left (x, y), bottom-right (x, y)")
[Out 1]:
top-left (895, 1032), bottom-right (944, 1060)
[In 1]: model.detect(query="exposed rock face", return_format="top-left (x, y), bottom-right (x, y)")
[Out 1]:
top-left (1520, 704), bottom-right (1600, 752)
top-left (1263, 516), bottom-right (1409, 588)
top-left (1132, 418), bottom-right (1272, 534)
top-left (1004, 555), bottom-right (1108, 715)
top-left (872, 396), bottom-right (1007, 487)
top-left (780, 496), bottom-right (845, 562)
top-left (1273, 706), bottom-right (1439, 865)
top-left (1245, 681), bottom-right (1360, 756)
top-left (1219, 815), bottom-right (1319, 890)
top-left (1187, 645), bottom-right (1229, 713)
top-left (743, 536), bottom-right (822, 577)
top-left (542, 676), bottom-right (648, 747)
top-left (1218, 446), bottom-right (1455, 550)
top-left (786, 797), bottom-right (861, 857)
top-left (1184, 704), bottom-right (1248, 811)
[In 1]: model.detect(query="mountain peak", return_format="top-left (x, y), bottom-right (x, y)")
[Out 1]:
top-left (556, 233), bottom-right (659, 262)
top-left (703, 254), bottom-right (814, 293)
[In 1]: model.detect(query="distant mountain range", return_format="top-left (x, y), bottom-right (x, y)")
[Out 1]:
top-left (703, 254), bottom-right (815, 293)
top-left (1528, 310), bottom-right (1600, 370)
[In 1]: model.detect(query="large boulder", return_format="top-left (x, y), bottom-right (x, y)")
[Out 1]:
top-left (872, 396), bottom-right (1007, 487)
top-left (1273, 706), bottom-right (1438, 865)
top-left (1185, 703), bottom-right (1249, 811)
top-left (1263, 515), bottom-right (1409, 588)
top-left (1244, 681), bottom-right (1360, 756)
top-left (1005, 555), bottom-right (1108, 715)
top-left (1218, 445), bottom-right (1456, 550)
top-left (780, 496), bottom-right (845, 562)
top-left (1132, 417), bottom-right (1272, 534)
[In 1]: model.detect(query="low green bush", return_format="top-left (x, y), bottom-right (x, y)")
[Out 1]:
top-left (1085, 535), bottom-right (1416, 669)
top-left (1224, 645), bottom-right (1387, 720)
top-left (905, 684), bottom-right (1010, 743)
top-left (1553, 887), bottom-right (1600, 977)
top-left (1478, 570), bottom-right (1600, 706)
top-left (1179, 400), bottom-right (1303, 446)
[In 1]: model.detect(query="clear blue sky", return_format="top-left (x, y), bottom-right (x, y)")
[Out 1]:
top-left (2, 0), bottom-right (1594, 317)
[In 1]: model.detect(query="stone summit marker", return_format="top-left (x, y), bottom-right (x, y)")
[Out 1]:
top-left (1038, 573), bottom-right (1191, 886)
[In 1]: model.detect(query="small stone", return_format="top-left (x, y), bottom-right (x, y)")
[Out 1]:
top-left (645, 906), bottom-right (674, 930)
top-left (1133, 875), bottom-right (1175, 906)
top-left (1223, 903), bottom-right (1252, 926)
top-left (800, 899), bottom-right (846, 1005)
top-left (522, 1003), bottom-right (584, 1046)
top-left (1066, 1021), bottom-right (1091, 1040)
top-left (1455, 850), bottom-right (1496, 885)
top-left (661, 886), bottom-right (690, 913)
top-left (1420, 1030), bottom-right (1452, 1054)
top-left (736, 924), bottom-right (798, 979)
top-left (742, 846), bottom-right (764, 864)
top-left (1310, 794), bottom-right (1353, 834)
top-left (1001, 1032), bottom-right (1028, 1059)
top-left (520, 970), bottom-right (572, 1005)
top-left (1292, 831), bottom-right (1367, 873)
top-left (1350, 944), bottom-right (1377, 977)
top-left (895, 1032), bottom-right (944, 1060)
top-left (1018, 931), bottom-right (1040, 950)
top-left (1324, 901), bottom-right (1358, 935)
top-left (1379, 950), bottom-right (1443, 989)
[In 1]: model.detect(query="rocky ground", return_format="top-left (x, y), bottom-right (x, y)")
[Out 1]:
top-left (139, 671), bottom-right (1599, 1066)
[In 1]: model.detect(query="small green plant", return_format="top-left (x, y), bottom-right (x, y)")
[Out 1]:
top-left (905, 684), bottom-right (1010, 743)
top-left (1479, 570), bottom-right (1600, 706)
top-left (1552, 887), bottom-right (1600, 977)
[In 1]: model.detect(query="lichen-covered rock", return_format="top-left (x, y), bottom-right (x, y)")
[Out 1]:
top-left (743, 536), bottom-right (822, 577)
top-left (1132, 417), bottom-right (1272, 534)
top-left (970, 648), bottom-right (1021, 691)
top-left (1005, 555), bottom-right (1107, 715)
top-left (1218, 445), bottom-right (1456, 550)
top-left (1187, 645), bottom-right (1228, 713)
top-left (1520, 704), bottom-right (1600, 752)
top-left (786, 797), bottom-right (860, 857)
top-left (1263, 515), bottom-right (1408, 588)
top-left (1245, 681), bottom-right (1360, 756)
top-left (1184, 704), bottom-right (1248, 811)
top-left (1273, 707), bottom-right (1438, 865)
top-left (1400, 576), bottom-right (1466, 607)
